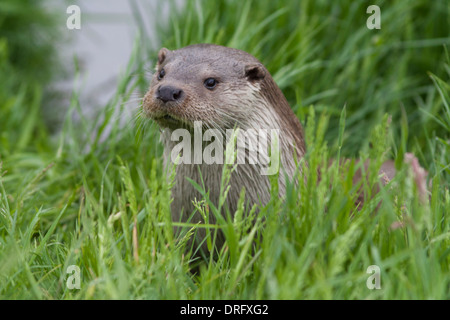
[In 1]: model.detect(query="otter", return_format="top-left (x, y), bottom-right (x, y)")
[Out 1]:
top-left (143, 44), bottom-right (306, 250)
top-left (142, 43), bottom-right (418, 252)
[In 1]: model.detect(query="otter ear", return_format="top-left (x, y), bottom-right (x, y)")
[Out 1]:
top-left (244, 63), bottom-right (266, 81)
top-left (157, 47), bottom-right (170, 66)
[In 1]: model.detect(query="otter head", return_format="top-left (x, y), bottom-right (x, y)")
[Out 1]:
top-left (143, 44), bottom-right (268, 131)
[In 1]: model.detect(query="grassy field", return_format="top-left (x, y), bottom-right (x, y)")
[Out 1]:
top-left (0, 0), bottom-right (449, 299)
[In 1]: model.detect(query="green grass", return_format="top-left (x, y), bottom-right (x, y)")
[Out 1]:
top-left (0, 0), bottom-right (449, 299)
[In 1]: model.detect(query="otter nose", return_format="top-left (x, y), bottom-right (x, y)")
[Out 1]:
top-left (156, 85), bottom-right (183, 103)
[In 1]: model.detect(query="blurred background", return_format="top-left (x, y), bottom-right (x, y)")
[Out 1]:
top-left (0, 0), bottom-right (448, 158)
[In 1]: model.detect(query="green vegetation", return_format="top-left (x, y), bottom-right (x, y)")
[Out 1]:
top-left (0, 0), bottom-right (449, 299)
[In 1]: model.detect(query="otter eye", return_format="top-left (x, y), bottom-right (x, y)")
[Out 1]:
top-left (157, 69), bottom-right (165, 80)
top-left (204, 78), bottom-right (217, 90)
